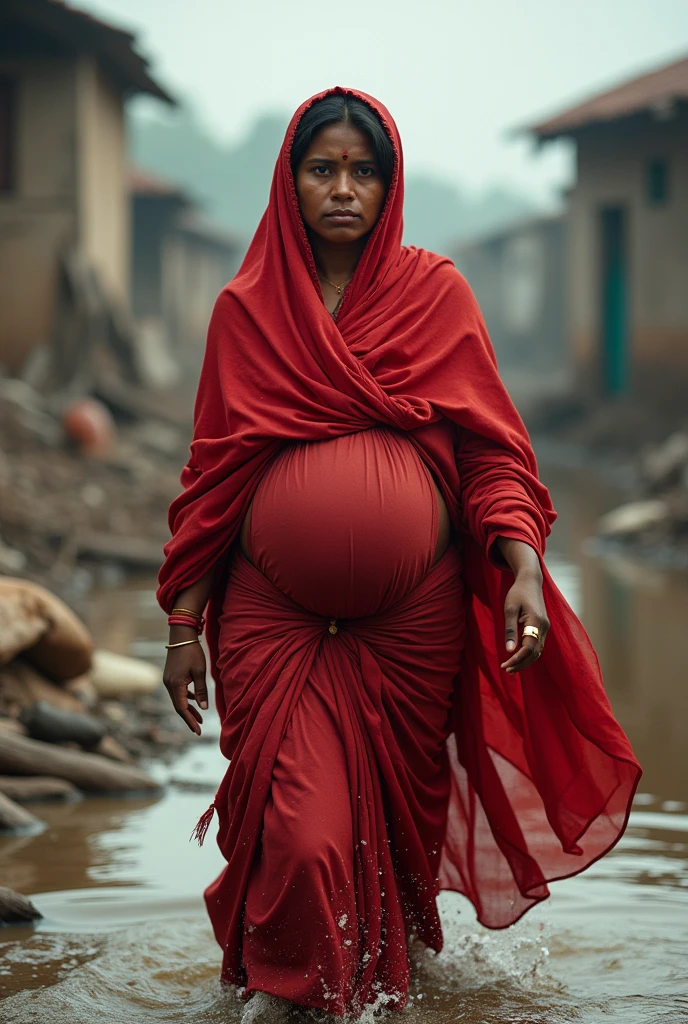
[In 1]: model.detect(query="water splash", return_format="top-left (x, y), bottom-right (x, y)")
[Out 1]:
top-left (0, 898), bottom-right (561, 1024)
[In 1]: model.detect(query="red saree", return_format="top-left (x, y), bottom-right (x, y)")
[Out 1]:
top-left (158, 87), bottom-right (641, 1016)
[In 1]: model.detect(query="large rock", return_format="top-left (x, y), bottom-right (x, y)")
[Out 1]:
top-left (0, 577), bottom-right (93, 680)
top-left (0, 586), bottom-right (48, 667)
top-left (19, 700), bottom-right (106, 749)
top-left (90, 649), bottom-right (160, 698)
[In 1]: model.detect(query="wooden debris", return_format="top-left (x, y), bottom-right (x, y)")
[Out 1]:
top-left (74, 531), bottom-right (164, 569)
top-left (0, 731), bottom-right (160, 793)
top-left (93, 735), bottom-right (131, 763)
top-left (0, 775), bottom-right (79, 802)
top-left (598, 499), bottom-right (669, 538)
top-left (0, 791), bottom-right (44, 832)
top-left (0, 887), bottom-right (42, 924)
top-left (0, 659), bottom-right (88, 717)
top-left (0, 717), bottom-right (27, 737)
top-left (63, 673), bottom-right (98, 709)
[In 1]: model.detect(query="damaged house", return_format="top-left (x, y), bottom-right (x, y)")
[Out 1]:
top-left (0, 0), bottom-right (174, 391)
top-left (523, 53), bottom-right (688, 411)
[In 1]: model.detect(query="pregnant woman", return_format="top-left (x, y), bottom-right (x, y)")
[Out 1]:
top-left (158, 88), bottom-right (640, 1020)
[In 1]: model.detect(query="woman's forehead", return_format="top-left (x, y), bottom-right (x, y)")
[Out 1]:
top-left (304, 122), bottom-right (375, 158)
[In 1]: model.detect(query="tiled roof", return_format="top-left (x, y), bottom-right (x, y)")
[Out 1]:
top-left (1, 0), bottom-right (174, 103)
top-left (524, 54), bottom-right (688, 139)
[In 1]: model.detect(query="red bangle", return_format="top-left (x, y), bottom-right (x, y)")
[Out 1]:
top-left (168, 614), bottom-right (204, 634)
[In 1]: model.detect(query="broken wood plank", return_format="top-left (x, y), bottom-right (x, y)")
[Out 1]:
top-left (0, 887), bottom-right (42, 924)
top-left (0, 731), bottom-right (161, 793)
top-left (0, 791), bottom-right (44, 832)
top-left (0, 775), bottom-right (80, 802)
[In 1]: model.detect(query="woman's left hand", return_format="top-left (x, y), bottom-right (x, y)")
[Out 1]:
top-left (500, 571), bottom-right (550, 674)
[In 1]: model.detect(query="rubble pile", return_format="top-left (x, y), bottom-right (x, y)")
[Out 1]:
top-left (0, 576), bottom-right (197, 843)
top-left (0, 373), bottom-right (188, 584)
top-left (597, 431), bottom-right (688, 566)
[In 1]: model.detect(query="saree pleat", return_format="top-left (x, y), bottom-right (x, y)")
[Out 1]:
top-left (205, 547), bottom-right (465, 1014)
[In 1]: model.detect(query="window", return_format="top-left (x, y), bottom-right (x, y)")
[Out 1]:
top-left (646, 158), bottom-right (670, 206)
top-left (0, 76), bottom-right (15, 193)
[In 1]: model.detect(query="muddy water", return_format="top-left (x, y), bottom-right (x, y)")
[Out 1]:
top-left (2, 461), bottom-right (688, 1023)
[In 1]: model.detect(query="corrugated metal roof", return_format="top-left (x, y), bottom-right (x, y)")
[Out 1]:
top-left (523, 54), bottom-right (688, 140)
top-left (0, 0), bottom-right (174, 104)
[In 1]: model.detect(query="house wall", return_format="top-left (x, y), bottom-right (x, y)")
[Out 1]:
top-left (0, 55), bottom-right (77, 369)
top-left (453, 217), bottom-right (567, 374)
top-left (75, 57), bottom-right (129, 305)
top-left (161, 233), bottom-right (235, 373)
top-left (567, 108), bottom-right (688, 403)
top-left (131, 195), bottom-right (180, 319)
top-left (0, 51), bottom-right (130, 373)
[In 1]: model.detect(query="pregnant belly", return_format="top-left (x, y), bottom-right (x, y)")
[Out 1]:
top-left (240, 427), bottom-right (451, 618)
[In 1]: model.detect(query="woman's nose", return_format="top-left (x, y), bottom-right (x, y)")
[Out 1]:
top-left (331, 172), bottom-right (354, 199)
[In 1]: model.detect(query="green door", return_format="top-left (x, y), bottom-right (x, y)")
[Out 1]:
top-left (600, 206), bottom-right (629, 395)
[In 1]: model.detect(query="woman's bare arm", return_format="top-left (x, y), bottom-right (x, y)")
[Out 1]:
top-left (162, 566), bottom-right (217, 735)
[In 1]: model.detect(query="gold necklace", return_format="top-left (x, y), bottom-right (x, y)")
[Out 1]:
top-left (319, 274), bottom-right (352, 296)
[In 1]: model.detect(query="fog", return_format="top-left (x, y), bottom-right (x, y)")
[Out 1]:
top-left (83, 0), bottom-right (688, 205)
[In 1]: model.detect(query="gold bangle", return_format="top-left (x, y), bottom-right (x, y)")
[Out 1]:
top-left (165, 638), bottom-right (201, 649)
top-left (171, 607), bottom-right (202, 618)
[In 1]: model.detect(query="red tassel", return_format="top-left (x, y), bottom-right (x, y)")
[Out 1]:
top-left (190, 803), bottom-right (215, 846)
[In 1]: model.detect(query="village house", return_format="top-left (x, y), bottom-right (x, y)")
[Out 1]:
top-left (451, 213), bottom-right (568, 404)
top-left (525, 54), bottom-right (688, 409)
top-left (130, 169), bottom-right (238, 386)
top-left (0, 0), bottom-right (173, 381)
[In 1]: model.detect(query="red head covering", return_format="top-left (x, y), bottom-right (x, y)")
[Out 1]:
top-left (158, 86), bottom-right (554, 606)
top-left (159, 87), bottom-right (640, 930)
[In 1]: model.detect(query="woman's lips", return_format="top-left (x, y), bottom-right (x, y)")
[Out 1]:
top-left (325, 211), bottom-right (360, 222)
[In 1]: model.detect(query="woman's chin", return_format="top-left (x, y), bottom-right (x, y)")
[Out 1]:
top-left (314, 222), bottom-right (368, 244)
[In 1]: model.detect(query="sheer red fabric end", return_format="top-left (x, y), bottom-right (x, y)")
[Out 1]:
top-left (158, 86), bottom-right (641, 1011)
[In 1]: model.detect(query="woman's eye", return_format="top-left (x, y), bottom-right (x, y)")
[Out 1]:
top-left (313, 166), bottom-right (330, 175)
top-left (357, 166), bottom-right (376, 177)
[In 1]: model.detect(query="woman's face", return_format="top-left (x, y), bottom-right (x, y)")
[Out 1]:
top-left (295, 121), bottom-right (387, 245)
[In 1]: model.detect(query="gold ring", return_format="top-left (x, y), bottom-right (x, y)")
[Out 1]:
top-left (522, 625), bottom-right (540, 640)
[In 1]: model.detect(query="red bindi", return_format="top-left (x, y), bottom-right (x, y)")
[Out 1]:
top-left (342, 150), bottom-right (348, 160)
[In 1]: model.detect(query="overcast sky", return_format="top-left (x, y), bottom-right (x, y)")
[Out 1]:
top-left (84, 0), bottom-right (688, 205)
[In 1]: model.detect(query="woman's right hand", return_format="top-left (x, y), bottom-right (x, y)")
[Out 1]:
top-left (162, 625), bottom-right (209, 736)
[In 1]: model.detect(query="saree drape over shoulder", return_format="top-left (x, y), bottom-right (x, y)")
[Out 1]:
top-left (158, 87), bottom-right (641, 1016)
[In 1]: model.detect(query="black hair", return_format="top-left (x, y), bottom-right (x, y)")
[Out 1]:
top-left (290, 95), bottom-right (395, 192)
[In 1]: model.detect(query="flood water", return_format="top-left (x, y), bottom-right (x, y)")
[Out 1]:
top-left (1, 459), bottom-right (687, 1023)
